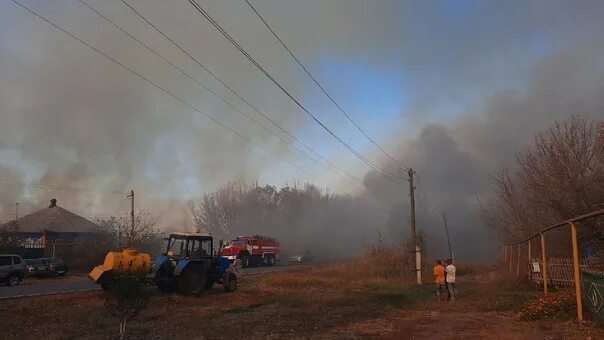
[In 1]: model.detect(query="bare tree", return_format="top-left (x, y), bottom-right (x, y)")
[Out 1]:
top-left (95, 210), bottom-right (160, 252)
top-left (186, 180), bottom-right (384, 259)
top-left (187, 181), bottom-right (249, 235)
top-left (484, 115), bottom-right (604, 243)
top-left (0, 221), bottom-right (19, 248)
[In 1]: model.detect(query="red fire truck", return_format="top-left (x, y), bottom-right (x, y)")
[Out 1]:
top-left (220, 235), bottom-right (279, 267)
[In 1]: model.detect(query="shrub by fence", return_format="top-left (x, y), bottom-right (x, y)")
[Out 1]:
top-left (504, 208), bottom-right (604, 321)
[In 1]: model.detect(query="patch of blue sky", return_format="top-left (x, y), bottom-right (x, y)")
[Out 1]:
top-left (440, 0), bottom-right (471, 21)
top-left (294, 55), bottom-right (408, 162)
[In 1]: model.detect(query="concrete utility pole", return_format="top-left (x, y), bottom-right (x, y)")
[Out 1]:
top-left (408, 168), bottom-right (422, 285)
top-left (127, 190), bottom-right (135, 245)
top-left (15, 202), bottom-right (19, 225)
top-left (442, 212), bottom-right (454, 261)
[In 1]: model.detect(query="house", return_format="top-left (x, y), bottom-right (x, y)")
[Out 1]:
top-left (1, 198), bottom-right (99, 257)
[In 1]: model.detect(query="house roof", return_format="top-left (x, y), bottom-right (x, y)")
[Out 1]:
top-left (5, 199), bottom-right (98, 233)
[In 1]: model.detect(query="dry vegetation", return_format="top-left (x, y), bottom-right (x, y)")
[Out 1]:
top-left (1, 247), bottom-right (429, 340)
top-left (4, 258), bottom-right (604, 339)
top-left (483, 115), bottom-right (604, 245)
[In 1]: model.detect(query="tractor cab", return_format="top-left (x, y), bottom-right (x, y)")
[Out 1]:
top-left (165, 232), bottom-right (214, 259)
top-left (153, 232), bottom-right (238, 295)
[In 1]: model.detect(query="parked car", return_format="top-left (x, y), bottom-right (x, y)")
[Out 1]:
top-left (24, 259), bottom-right (47, 277)
top-left (0, 254), bottom-right (26, 286)
top-left (25, 257), bottom-right (68, 277)
top-left (42, 257), bottom-right (68, 276)
top-left (289, 250), bottom-right (313, 264)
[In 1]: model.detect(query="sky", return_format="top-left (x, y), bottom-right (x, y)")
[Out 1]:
top-left (1, 0), bottom-right (603, 259)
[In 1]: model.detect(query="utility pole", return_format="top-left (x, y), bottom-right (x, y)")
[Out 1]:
top-left (15, 202), bottom-right (19, 225)
top-left (442, 212), bottom-right (454, 261)
top-left (127, 190), bottom-right (135, 246)
top-left (408, 168), bottom-right (421, 285)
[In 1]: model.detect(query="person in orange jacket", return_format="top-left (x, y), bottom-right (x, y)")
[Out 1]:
top-left (433, 260), bottom-right (446, 301)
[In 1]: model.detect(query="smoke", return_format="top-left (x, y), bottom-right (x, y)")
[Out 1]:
top-left (1, 1), bottom-right (604, 260)
top-left (0, 0), bottom-right (303, 223)
top-left (365, 44), bottom-right (604, 260)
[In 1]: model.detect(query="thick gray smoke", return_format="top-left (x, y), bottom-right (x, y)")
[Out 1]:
top-left (0, 0), bottom-right (304, 224)
top-left (365, 46), bottom-right (604, 260)
top-left (1, 1), bottom-right (604, 261)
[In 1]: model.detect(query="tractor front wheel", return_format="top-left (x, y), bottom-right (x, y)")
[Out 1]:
top-left (223, 273), bottom-right (238, 292)
top-left (204, 279), bottom-right (214, 290)
top-left (177, 265), bottom-right (207, 295)
top-left (156, 279), bottom-right (177, 293)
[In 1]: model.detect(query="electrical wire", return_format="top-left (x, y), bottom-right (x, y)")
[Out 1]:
top-left (0, 178), bottom-right (126, 195)
top-left (187, 0), bottom-right (406, 186)
top-left (10, 0), bottom-right (391, 217)
top-left (82, 0), bottom-right (391, 195)
top-left (243, 0), bottom-right (410, 172)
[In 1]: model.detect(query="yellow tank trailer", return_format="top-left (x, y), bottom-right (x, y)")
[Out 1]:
top-left (89, 248), bottom-right (152, 289)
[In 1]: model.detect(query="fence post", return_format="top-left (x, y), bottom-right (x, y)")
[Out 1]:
top-left (540, 232), bottom-right (548, 295)
top-left (509, 245), bottom-right (514, 273)
top-left (528, 240), bottom-right (532, 282)
top-left (504, 244), bottom-right (508, 264)
top-left (570, 222), bottom-right (583, 321)
top-left (516, 244), bottom-right (521, 279)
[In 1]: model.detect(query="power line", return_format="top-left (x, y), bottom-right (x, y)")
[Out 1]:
top-left (82, 0), bottom-right (389, 195)
top-left (0, 178), bottom-right (126, 195)
top-left (243, 0), bottom-right (410, 172)
top-left (10, 0), bottom-right (389, 217)
top-left (187, 0), bottom-right (405, 186)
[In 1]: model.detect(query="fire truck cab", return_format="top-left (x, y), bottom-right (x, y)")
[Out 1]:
top-left (220, 235), bottom-right (279, 268)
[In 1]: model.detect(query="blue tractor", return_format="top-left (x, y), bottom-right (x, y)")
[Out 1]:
top-left (152, 232), bottom-right (238, 295)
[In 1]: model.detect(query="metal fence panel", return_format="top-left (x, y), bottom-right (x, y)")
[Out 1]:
top-left (582, 270), bottom-right (604, 322)
top-left (529, 258), bottom-right (604, 287)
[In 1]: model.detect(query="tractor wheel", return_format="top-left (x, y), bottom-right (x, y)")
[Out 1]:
top-left (156, 279), bottom-right (177, 293)
top-left (204, 279), bottom-right (214, 290)
top-left (100, 281), bottom-right (111, 291)
top-left (177, 264), bottom-right (207, 296)
top-left (223, 273), bottom-right (238, 292)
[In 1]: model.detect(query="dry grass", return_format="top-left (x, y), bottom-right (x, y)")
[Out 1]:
top-left (2, 248), bottom-right (428, 340)
top-left (4, 258), bottom-right (604, 340)
top-left (266, 246), bottom-right (414, 291)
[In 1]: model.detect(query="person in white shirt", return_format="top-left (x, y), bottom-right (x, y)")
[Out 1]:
top-left (445, 259), bottom-right (456, 301)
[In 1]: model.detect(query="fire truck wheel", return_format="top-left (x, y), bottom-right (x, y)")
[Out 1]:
top-left (240, 255), bottom-right (250, 268)
top-left (267, 255), bottom-right (276, 266)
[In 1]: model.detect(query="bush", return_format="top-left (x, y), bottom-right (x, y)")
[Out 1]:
top-left (518, 290), bottom-right (575, 321)
top-left (105, 279), bottom-right (149, 340)
top-left (361, 243), bottom-right (412, 280)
